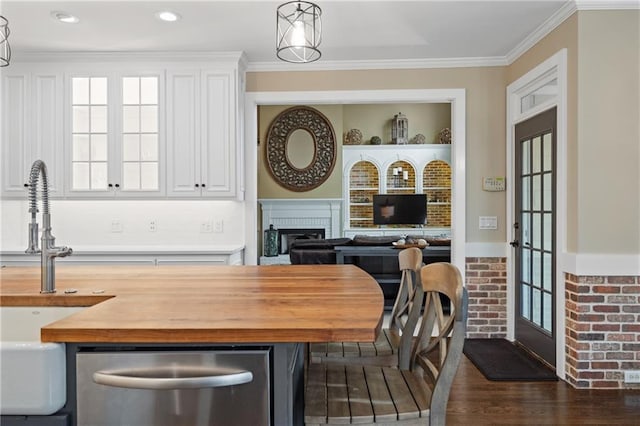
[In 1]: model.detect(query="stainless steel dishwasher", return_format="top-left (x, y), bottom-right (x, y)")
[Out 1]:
top-left (76, 348), bottom-right (270, 426)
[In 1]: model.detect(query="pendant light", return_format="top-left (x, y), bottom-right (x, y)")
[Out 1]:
top-left (0, 15), bottom-right (10, 67)
top-left (276, 1), bottom-right (322, 63)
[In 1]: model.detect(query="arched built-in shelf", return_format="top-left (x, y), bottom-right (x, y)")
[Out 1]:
top-left (423, 160), bottom-right (452, 227)
top-left (342, 145), bottom-right (451, 233)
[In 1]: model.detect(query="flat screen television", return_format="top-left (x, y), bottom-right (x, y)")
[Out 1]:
top-left (373, 194), bottom-right (427, 225)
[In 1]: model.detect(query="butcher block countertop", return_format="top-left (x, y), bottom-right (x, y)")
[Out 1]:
top-left (0, 265), bottom-right (384, 344)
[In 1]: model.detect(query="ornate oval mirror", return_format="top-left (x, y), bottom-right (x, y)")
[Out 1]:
top-left (265, 106), bottom-right (337, 192)
top-left (286, 129), bottom-right (316, 170)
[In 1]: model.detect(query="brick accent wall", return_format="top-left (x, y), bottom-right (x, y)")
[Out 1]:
top-left (564, 273), bottom-right (640, 389)
top-left (465, 257), bottom-right (508, 338)
top-left (423, 160), bottom-right (451, 227)
top-left (350, 161), bottom-right (379, 228)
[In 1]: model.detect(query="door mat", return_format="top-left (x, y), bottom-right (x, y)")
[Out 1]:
top-left (463, 338), bottom-right (558, 381)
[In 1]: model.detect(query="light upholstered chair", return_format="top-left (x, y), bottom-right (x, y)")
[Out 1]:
top-left (309, 247), bottom-right (423, 369)
top-left (305, 262), bottom-right (468, 426)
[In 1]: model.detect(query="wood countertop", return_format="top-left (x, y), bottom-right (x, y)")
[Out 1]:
top-left (0, 265), bottom-right (383, 344)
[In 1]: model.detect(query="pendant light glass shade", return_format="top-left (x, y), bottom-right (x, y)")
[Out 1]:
top-left (0, 16), bottom-right (10, 67)
top-left (276, 1), bottom-right (322, 63)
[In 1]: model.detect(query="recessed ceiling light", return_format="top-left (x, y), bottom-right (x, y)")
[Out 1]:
top-left (51, 11), bottom-right (79, 24)
top-left (155, 11), bottom-right (181, 22)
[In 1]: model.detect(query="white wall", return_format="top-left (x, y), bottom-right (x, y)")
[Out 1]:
top-left (0, 199), bottom-right (246, 250)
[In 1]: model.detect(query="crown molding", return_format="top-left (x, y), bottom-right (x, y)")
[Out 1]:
top-left (505, 1), bottom-right (578, 65)
top-left (246, 56), bottom-right (508, 72)
top-left (575, 0), bottom-right (640, 10)
top-left (13, 51), bottom-right (247, 65)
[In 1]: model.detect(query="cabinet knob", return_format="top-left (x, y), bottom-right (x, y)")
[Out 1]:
top-left (24, 183), bottom-right (29, 188)
top-left (195, 183), bottom-right (200, 188)
top-left (115, 184), bottom-right (120, 188)
top-left (201, 183), bottom-right (206, 188)
top-left (108, 183), bottom-right (113, 188)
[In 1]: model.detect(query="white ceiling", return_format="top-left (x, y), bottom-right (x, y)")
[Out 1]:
top-left (2, 0), bottom-right (572, 67)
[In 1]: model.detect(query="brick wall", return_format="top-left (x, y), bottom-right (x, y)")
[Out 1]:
top-left (564, 273), bottom-right (640, 389)
top-left (423, 160), bottom-right (451, 227)
top-left (465, 257), bottom-right (508, 338)
top-left (350, 161), bottom-right (379, 228)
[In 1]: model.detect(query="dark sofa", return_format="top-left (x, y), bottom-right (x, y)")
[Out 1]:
top-left (289, 234), bottom-right (447, 264)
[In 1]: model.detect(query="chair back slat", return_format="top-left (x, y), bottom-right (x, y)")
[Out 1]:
top-left (411, 262), bottom-right (467, 426)
top-left (389, 247), bottom-right (423, 369)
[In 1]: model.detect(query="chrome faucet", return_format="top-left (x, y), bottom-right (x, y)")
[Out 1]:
top-left (25, 160), bottom-right (72, 293)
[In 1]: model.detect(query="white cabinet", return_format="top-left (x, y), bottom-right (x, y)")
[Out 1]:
top-left (64, 72), bottom-right (165, 198)
top-left (0, 248), bottom-right (244, 266)
top-left (1, 53), bottom-right (246, 200)
top-left (2, 68), bottom-right (64, 197)
top-left (167, 68), bottom-right (240, 198)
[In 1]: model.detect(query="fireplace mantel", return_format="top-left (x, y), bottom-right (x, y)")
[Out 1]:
top-left (258, 199), bottom-right (342, 264)
top-left (259, 199), bottom-right (342, 240)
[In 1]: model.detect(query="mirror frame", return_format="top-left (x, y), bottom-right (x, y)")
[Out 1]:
top-left (265, 106), bottom-right (337, 192)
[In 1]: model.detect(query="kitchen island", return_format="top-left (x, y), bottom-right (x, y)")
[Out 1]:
top-left (0, 265), bottom-right (383, 426)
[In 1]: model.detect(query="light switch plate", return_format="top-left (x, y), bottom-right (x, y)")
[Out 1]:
top-left (483, 177), bottom-right (506, 192)
top-left (479, 216), bottom-right (498, 230)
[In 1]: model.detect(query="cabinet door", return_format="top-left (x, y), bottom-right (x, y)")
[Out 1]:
top-left (166, 70), bottom-right (201, 197)
top-left (201, 69), bottom-right (236, 197)
top-left (32, 72), bottom-right (64, 196)
top-left (1, 72), bottom-right (30, 196)
top-left (117, 73), bottom-right (165, 197)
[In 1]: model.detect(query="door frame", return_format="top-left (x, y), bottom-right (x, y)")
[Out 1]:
top-left (244, 89), bottom-right (467, 284)
top-left (506, 49), bottom-right (567, 377)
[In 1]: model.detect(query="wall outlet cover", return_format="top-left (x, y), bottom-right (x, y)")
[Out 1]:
top-left (625, 370), bottom-right (640, 383)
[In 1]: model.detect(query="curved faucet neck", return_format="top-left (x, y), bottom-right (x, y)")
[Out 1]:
top-left (28, 159), bottom-right (49, 217)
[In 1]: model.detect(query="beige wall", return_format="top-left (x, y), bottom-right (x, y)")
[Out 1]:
top-left (258, 104), bottom-right (344, 199)
top-left (508, 11), bottom-right (640, 254)
top-left (507, 14), bottom-right (579, 252)
top-left (248, 67), bottom-right (506, 243)
top-left (258, 103), bottom-right (451, 200)
top-left (577, 11), bottom-right (639, 253)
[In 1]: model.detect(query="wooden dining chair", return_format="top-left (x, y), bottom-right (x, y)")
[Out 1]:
top-left (305, 262), bottom-right (468, 426)
top-left (309, 247), bottom-right (424, 369)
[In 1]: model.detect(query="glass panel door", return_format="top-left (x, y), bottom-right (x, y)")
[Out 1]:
top-left (514, 107), bottom-right (556, 366)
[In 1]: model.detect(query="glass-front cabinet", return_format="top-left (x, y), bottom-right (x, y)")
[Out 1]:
top-left (68, 74), bottom-right (161, 196)
top-left (343, 145), bottom-right (451, 234)
top-left (68, 74), bottom-right (162, 197)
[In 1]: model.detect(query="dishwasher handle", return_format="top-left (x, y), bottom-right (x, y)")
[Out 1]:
top-left (93, 366), bottom-right (253, 390)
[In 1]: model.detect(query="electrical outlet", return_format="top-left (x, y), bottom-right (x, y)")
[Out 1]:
top-left (214, 219), bottom-right (224, 233)
top-left (625, 370), bottom-right (640, 383)
top-left (200, 221), bottom-right (213, 233)
top-left (148, 220), bottom-right (157, 232)
top-left (111, 220), bottom-right (123, 233)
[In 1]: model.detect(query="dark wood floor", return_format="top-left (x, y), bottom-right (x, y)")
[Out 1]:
top-left (447, 356), bottom-right (640, 425)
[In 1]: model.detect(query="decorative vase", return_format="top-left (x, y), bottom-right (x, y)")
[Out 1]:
top-left (263, 224), bottom-right (279, 257)
top-left (370, 136), bottom-right (382, 145)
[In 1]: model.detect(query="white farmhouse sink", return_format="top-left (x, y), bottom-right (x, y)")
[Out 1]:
top-left (0, 306), bottom-right (84, 415)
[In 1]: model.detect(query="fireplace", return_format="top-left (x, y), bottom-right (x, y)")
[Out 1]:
top-left (258, 199), bottom-right (341, 264)
top-left (278, 228), bottom-right (325, 255)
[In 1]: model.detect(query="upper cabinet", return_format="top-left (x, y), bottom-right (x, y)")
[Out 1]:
top-left (2, 68), bottom-right (64, 197)
top-left (166, 68), bottom-right (238, 198)
top-left (65, 72), bottom-right (165, 198)
top-left (1, 53), bottom-right (246, 199)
